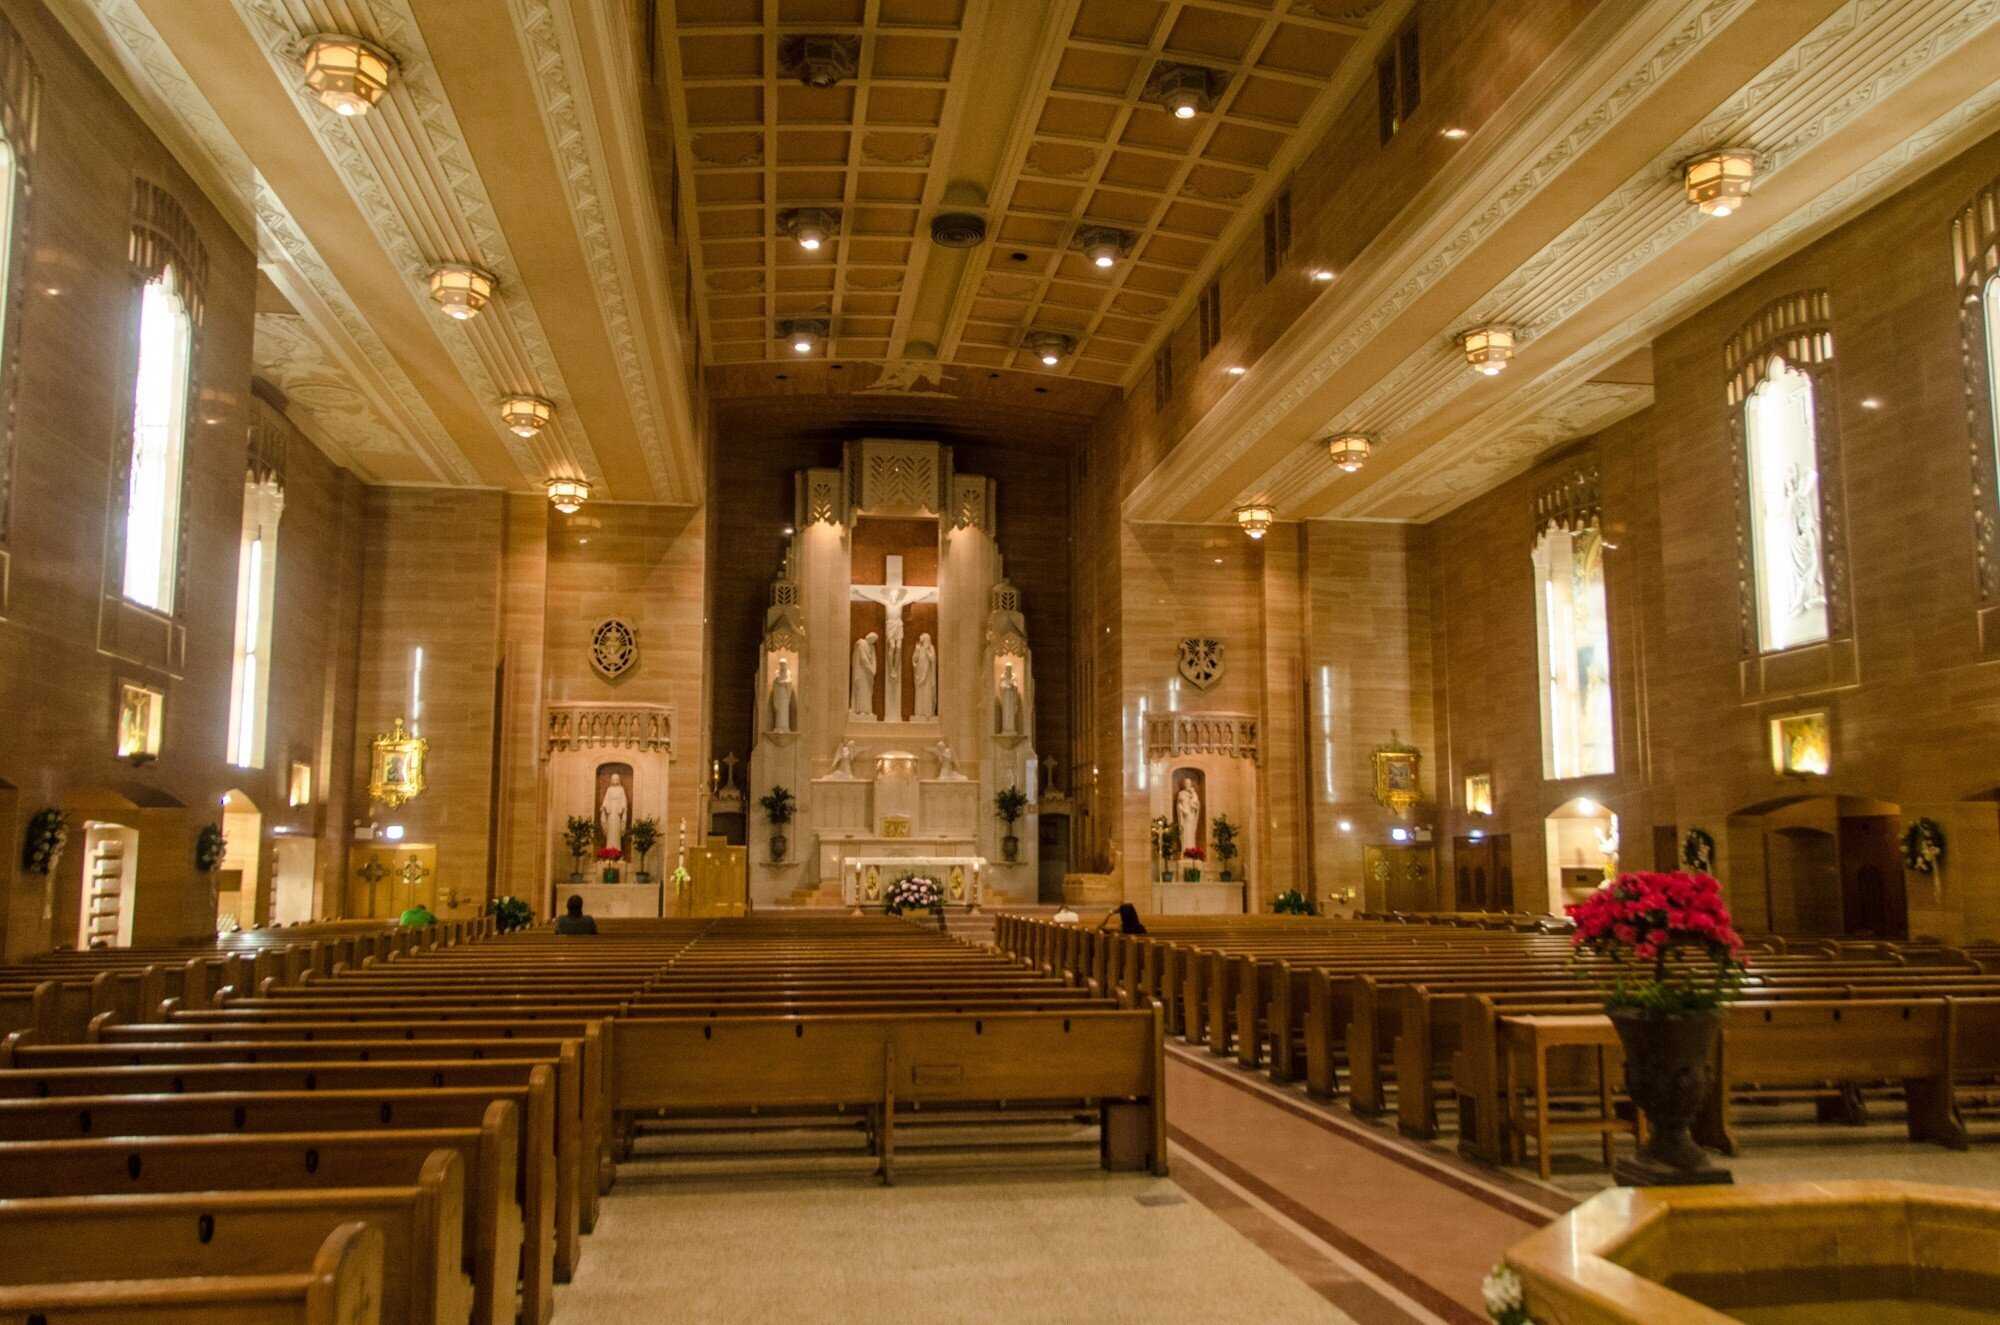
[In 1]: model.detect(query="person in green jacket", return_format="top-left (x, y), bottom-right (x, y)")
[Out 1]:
top-left (399, 902), bottom-right (436, 927)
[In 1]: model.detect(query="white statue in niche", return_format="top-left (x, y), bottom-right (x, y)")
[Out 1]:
top-left (1595, 815), bottom-right (1621, 884)
top-left (912, 632), bottom-right (938, 720)
top-left (768, 658), bottom-right (795, 733)
top-left (830, 739), bottom-right (861, 780)
top-left (931, 738), bottom-right (966, 781)
top-left (849, 632), bottom-right (879, 719)
top-left (599, 773), bottom-right (630, 850)
top-left (1175, 777), bottom-right (1202, 858)
top-left (997, 661), bottom-right (1023, 736)
top-left (1783, 464), bottom-right (1826, 619)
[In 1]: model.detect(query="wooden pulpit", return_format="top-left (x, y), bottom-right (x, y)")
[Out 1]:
top-left (683, 837), bottom-right (748, 916)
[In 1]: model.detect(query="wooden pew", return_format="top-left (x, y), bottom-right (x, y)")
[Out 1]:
top-left (0, 1106), bottom-right (519, 1325)
top-left (0, 1150), bottom-right (470, 1324)
top-left (0, 1219), bottom-right (383, 1324)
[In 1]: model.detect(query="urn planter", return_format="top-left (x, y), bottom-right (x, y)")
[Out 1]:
top-left (770, 833), bottom-right (788, 862)
top-left (1609, 1008), bottom-right (1732, 1187)
top-left (1002, 833), bottom-right (1019, 862)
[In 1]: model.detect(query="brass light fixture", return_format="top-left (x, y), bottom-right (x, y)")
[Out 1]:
top-left (427, 263), bottom-right (495, 321)
top-left (1144, 63), bottom-right (1221, 121)
top-left (1025, 330), bottom-right (1073, 367)
top-left (546, 476), bottom-right (591, 515)
top-left (500, 394), bottom-right (554, 438)
top-left (1074, 225), bottom-right (1131, 270)
top-left (780, 318), bottom-right (827, 355)
top-left (1235, 504), bottom-right (1274, 540)
top-left (300, 34), bottom-right (394, 118)
top-left (1326, 433), bottom-right (1373, 472)
top-left (1681, 148), bottom-right (1759, 218)
top-left (779, 207), bottom-right (839, 253)
top-left (1455, 323), bottom-right (1516, 376)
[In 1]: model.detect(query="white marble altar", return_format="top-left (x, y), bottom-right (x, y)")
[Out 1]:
top-left (843, 855), bottom-right (987, 909)
top-left (561, 881), bottom-right (663, 919)
top-left (1150, 881), bottom-right (1245, 915)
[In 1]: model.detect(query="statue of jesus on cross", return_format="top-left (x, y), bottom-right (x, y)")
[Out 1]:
top-left (850, 555), bottom-right (939, 722)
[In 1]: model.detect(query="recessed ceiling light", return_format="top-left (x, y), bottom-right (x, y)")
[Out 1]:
top-left (1227, 365), bottom-right (1246, 376)
top-left (782, 525), bottom-right (795, 536)
top-left (1309, 267), bottom-right (1334, 283)
top-left (1860, 397), bottom-right (1881, 410)
top-left (1440, 127), bottom-right (1468, 140)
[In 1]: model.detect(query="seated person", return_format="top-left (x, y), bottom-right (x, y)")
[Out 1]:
top-left (399, 902), bottom-right (436, 928)
top-left (554, 893), bottom-right (598, 936)
top-left (1095, 902), bottom-right (1147, 935)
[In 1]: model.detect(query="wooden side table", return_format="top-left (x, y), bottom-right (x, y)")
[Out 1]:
top-left (1500, 1013), bottom-right (1637, 1180)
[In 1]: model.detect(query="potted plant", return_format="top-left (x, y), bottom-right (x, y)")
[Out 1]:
top-left (597, 845), bottom-right (624, 883)
top-left (628, 817), bottom-right (660, 881)
top-left (1150, 815), bottom-right (1180, 881)
top-left (1568, 870), bottom-right (1743, 1186)
top-left (488, 895), bottom-right (532, 932)
top-left (1180, 845), bottom-right (1206, 881)
top-left (562, 816), bottom-right (594, 883)
top-left (21, 808), bottom-right (69, 877)
top-left (884, 873), bottom-right (943, 916)
top-left (994, 785), bottom-right (1029, 862)
top-left (194, 824), bottom-right (228, 875)
top-left (1272, 888), bottom-right (1316, 916)
top-left (1212, 815), bottom-right (1240, 881)
top-left (760, 785), bottom-right (796, 862)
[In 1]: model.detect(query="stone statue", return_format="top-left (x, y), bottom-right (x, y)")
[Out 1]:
top-left (997, 661), bottom-right (1022, 736)
top-left (851, 556), bottom-right (937, 722)
top-left (830, 738), bottom-right (860, 780)
top-left (912, 632), bottom-right (938, 720)
top-left (931, 738), bottom-right (966, 781)
top-left (768, 658), bottom-right (794, 733)
top-left (1175, 777), bottom-right (1201, 857)
top-left (849, 632), bottom-right (878, 719)
top-left (883, 614), bottom-right (904, 722)
top-left (1595, 815), bottom-right (1621, 884)
top-left (1783, 463), bottom-right (1826, 617)
top-left (599, 773), bottom-right (629, 849)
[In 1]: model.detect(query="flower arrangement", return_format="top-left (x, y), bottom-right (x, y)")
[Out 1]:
top-left (1481, 1263), bottom-right (1534, 1325)
top-left (994, 785), bottom-right (1029, 829)
top-left (489, 895), bottom-right (533, 932)
top-left (595, 846), bottom-right (624, 862)
top-left (668, 864), bottom-right (691, 896)
top-left (1901, 818), bottom-right (1945, 875)
top-left (1567, 871), bottom-right (1743, 1016)
top-left (194, 823), bottom-right (228, 874)
top-left (1150, 815), bottom-right (1180, 878)
top-left (884, 874), bottom-right (943, 915)
top-left (1272, 888), bottom-right (1317, 916)
top-left (1678, 826), bottom-right (1715, 873)
top-left (22, 808), bottom-right (69, 876)
top-left (1182, 845), bottom-right (1207, 861)
top-left (1180, 843), bottom-right (1206, 881)
top-left (759, 786), bottom-right (796, 825)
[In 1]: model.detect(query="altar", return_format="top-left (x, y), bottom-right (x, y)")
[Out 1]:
top-left (842, 855), bottom-right (987, 909)
top-left (747, 439), bottom-right (1042, 909)
top-left (561, 881), bottom-right (663, 919)
top-left (1150, 881), bottom-right (1245, 915)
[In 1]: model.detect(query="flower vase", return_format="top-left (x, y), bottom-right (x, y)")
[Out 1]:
top-left (1181, 866), bottom-right (1202, 882)
top-left (602, 867), bottom-right (620, 884)
top-left (1002, 834), bottom-right (1019, 862)
top-left (1609, 1008), bottom-right (1732, 1186)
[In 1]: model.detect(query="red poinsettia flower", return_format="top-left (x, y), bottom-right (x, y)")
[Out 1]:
top-left (1183, 846), bottom-right (1208, 861)
top-left (596, 846), bottom-right (624, 861)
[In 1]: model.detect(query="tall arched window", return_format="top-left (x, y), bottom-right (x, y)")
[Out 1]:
top-left (1532, 464), bottom-right (1613, 779)
top-left (1743, 355), bottom-right (1828, 652)
top-left (120, 270), bottom-right (194, 610)
top-left (1952, 178), bottom-right (2000, 640)
top-left (0, 15), bottom-right (39, 586)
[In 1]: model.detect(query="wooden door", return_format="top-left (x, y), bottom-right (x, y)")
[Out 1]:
top-left (1365, 844), bottom-right (1437, 913)
top-left (1838, 814), bottom-right (1906, 939)
top-left (1451, 836), bottom-right (1513, 910)
top-left (345, 846), bottom-right (438, 919)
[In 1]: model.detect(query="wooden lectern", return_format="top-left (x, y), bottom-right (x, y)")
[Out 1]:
top-left (682, 836), bottom-right (748, 916)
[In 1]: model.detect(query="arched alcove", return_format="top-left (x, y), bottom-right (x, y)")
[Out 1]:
top-left (1727, 794), bottom-right (1904, 938)
top-left (219, 788), bottom-right (262, 931)
top-left (1543, 796), bottom-right (1617, 914)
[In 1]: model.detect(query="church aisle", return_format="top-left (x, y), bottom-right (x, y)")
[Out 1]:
top-left (1161, 1047), bottom-right (1569, 1324)
top-left (551, 1165), bottom-right (1358, 1323)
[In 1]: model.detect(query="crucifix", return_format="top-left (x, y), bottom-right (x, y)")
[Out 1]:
top-left (850, 555), bottom-right (939, 721)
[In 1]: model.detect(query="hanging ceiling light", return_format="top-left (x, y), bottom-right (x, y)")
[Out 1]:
top-left (500, 394), bottom-right (554, 438)
top-left (779, 207), bottom-right (840, 253)
top-left (780, 318), bottom-right (827, 355)
top-left (1145, 63), bottom-right (1220, 121)
top-left (300, 34), bottom-right (394, 118)
top-left (1074, 225), bottom-right (1131, 270)
top-left (1681, 148), bottom-right (1759, 218)
top-left (1326, 433), bottom-right (1374, 473)
top-left (1025, 330), bottom-right (1074, 367)
top-left (546, 476), bottom-right (590, 515)
top-left (1235, 504), bottom-right (1274, 540)
top-left (1455, 323), bottom-right (1517, 376)
top-left (427, 263), bottom-right (495, 320)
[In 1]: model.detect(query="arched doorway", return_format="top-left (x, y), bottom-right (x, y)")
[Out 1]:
top-left (1728, 795), bottom-right (1905, 938)
top-left (1544, 797), bottom-right (1617, 914)
top-left (219, 789), bottom-right (262, 931)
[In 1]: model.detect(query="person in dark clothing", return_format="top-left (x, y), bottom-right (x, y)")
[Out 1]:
top-left (1097, 902), bottom-right (1147, 935)
top-left (554, 893), bottom-right (598, 936)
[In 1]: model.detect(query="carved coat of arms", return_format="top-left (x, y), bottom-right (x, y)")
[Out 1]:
top-left (590, 618), bottom-right (639, 680)
top-left (1177, 638), bottom-right (1224, 690)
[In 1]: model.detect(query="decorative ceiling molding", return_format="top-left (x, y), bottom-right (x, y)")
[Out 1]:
top-left (231, 0), bottom-right (605, 489)
top-left (253, 311), bottom-right (415, 467)
top-left (58, 0), bottom-right (477, 486)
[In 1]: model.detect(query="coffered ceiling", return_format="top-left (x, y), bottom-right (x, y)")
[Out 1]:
top-left (657, 0), bottom-right (1392, 383)
top-left (51, 0), bottom-right (701, 501)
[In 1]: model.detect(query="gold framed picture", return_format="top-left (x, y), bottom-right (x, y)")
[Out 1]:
top-left (116, 681), bottom-right (164, 762)
top-left (368, 717), bottom-right (428, 807)
top-left (1371, 740), bottom-right (1422, 815)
